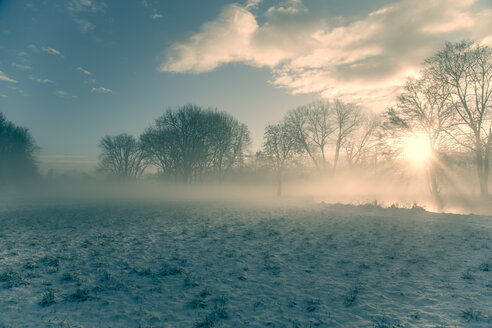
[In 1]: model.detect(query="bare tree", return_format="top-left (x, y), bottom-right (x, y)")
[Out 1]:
top-left (344, 112), bottom-right (380, 168)
top-left (263, 123), bottom-right (299, 196)
top-left (285, 106), bottom-right (318, 169)
top-left (391, 74), bottom-right (454, 205)
top-left (425, 41), bottom-right (492, 198)
top-left (285, 101), bottom-right (335, 169)
top-left (98, 134), bottom-right (145, 178)
top-left (207, 112), bottom-right (251, 180)
top-left (305, 101), bottom-right (335, 168)
top-left (332, 100), bottom-right (362, 169)
top-left (140, 105), bottom-right (250, 182)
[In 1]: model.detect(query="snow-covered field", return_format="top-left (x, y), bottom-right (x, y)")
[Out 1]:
top-left (0, 201), bottom-right (491, 327)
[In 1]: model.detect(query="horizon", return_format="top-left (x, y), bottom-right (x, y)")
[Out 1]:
top-left (2, 0), bottom-right (492, 173)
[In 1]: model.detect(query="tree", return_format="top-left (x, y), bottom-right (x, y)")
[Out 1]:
top-left (332, 100), bottom-right (362, 169)
top-left (344, 112), bottom-right (380, 168)
top-left (98, 134), bottom-right (145, 178)
top-left (263, 122), bottom-right (300, 196)
top-left (425, 41), bottom-right (492, 198)
top-left (0, 112), bottom-right (38, 183)
top-left (390, 74), bottom-right (454, 205)
top-left (140, 104), bottom-right (250, 182)
top-left (285, 101), bottom-right (338, 170)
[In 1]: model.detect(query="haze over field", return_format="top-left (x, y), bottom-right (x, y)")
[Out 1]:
top-left (1, 1), bottom-right (492, 327)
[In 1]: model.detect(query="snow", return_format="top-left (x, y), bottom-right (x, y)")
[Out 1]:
top-left (0, 202), bottom-right (491, 327)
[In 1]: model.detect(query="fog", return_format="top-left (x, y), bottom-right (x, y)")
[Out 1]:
top-left (1, 160), bottom-right (488, 216)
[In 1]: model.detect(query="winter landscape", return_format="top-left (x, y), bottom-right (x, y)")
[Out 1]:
top-left (2, 0), bottom-right (492, 327)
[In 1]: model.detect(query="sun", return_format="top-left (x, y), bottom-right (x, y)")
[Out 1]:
top-left (401, 133), bottom-right (433, 169)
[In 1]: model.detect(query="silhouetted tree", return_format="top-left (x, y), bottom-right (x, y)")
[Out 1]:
top-left (390, 73), bottom-right (455, 206)
top-left (0, 112), bottom-right (38, 184)
top-left (425, 41), bottom-right (492, 198)
top-left (332, 100), bottom-right (362, 169)
top-left (98, 134), bottom-right (145, 178)
top-left (344, 112), bottom-right (380, 168)
top-left (285, 101), bottom-right (335, 169)
top-left (140, 104), bottom-right (250, 182)
top-left (263, 122), bottom-right (300, 196)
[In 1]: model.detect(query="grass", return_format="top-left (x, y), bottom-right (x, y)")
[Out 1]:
top-left (461, 307), bottom-right (483, 321)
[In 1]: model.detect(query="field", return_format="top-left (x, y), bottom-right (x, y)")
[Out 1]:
top-left (0, 201), bottom-right (491, 327)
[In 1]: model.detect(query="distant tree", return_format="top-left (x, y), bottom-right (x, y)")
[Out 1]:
top-left (285, 106), bottom-right (319, 169)
top-left (263, 122), bottom-right (300, 196)
top-left (208, 112), bottom-right (251, 179)
top-left (140, 104), bottom-right (250, 182)
top-left (344, 112), bottom-right (380, 168)
top-left (332, 100), bottom-right (362, 169)
top-left (285, 101), bottom-right (335, 169)
top-left (0, 112), bottom-right (38, 183)
top-left (425, 41), bottom-right (492, 198)
top-left (389, 73), bottom-right (455, 205)
top-left (98, 134), bottom-right (145, 178)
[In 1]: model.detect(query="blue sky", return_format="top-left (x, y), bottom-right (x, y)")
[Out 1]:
top-left (1, 0), bottom-right (491, 172)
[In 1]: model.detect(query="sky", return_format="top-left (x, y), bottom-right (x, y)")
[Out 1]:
top-left (1, 0), bottom-right (492, 173)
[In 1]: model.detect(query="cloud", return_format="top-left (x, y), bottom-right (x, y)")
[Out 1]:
top-left (0, 93), bottom-right (7, 98)
top-left (27, 44), bottom-right (39, 52)
top-left (42, 47), bottom-right (62, 56)
top-left (77, 66), bottom-right (92, 75)
top-left (55, 90), bottom-right (69, 97)
top-left (29, 75), bottom-right (53, 84)
top-left (151, 13), bottom-right (163, 19)
top-left (245, 0), bottom-right (262, 10)
top-left (161, 0), bottom-right (492, 109)
top-left (73, 18), bottom-right (95, 32)
top-left (68, 0), bottom-right (106, 14)
top-left (0, 70), bottom-right (17, 83)
top-left (91, 87), bottom-right (112, 93)
top-left (12, 62), bottom-right (32, 70)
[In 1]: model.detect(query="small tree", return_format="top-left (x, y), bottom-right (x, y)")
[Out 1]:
top-left (98, 134), bottom-right (145, 178)
top-left (263, 122), bottom-right (299, 196)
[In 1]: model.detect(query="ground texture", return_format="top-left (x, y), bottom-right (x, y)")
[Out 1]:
top-left (0, 202), bottom-right (491, 327)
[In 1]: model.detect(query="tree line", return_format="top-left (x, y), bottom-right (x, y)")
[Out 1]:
top-left (99, 41), bottom-right (492, 203)
top-left (1, 40), bottom-right (490, 204)
top-left (98, 104), bottom-right (250, 183)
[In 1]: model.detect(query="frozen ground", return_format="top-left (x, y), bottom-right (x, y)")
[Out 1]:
top-left (0, 201), bottom-right (491, 327)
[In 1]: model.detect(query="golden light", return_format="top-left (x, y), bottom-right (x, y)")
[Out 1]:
top-left (401, 133), bottom-right (433, 169)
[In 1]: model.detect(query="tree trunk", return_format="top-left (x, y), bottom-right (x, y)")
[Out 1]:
top-left (428, 159), bottom-right (442, 209)
top-left (333, 140), bottom-right (341, 170)
top-left (277, 170), bottom-right (283, 197)
top-left (476, 144), bottom-right (489, 199)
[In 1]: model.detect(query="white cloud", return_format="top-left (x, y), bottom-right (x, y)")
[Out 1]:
top-left (77, 66), bottom-right (92, 75)
top-left (12, 62), bottom-right (32, 70)
top-left (73, 18), bottom-right (95, 32)
top-left (29, 75), bottom-right (53, 84)
top-left (68, 0), bottom-right (106, 14)
top-left (245, 0), bottom-right (262, 10)
top-left (27, 44), bottom-right (39, 52)
top-left (55, 90), bottom-right (69, 97)
top-left (91, 87), bottom-right (112, 93)
top-left (0, 70), bottom-right (17, 83)
top-left (42, 47), bottom-right (62, 56)
top-left (151, 13), bottom-right (163, 19)
top-left (161, 0), bottom-right (492, 110)
top-left (0, 93), bottom-right (7, 98)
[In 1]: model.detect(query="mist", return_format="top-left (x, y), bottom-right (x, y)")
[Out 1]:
top-left (2, 1), bottom-right (492, 327)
